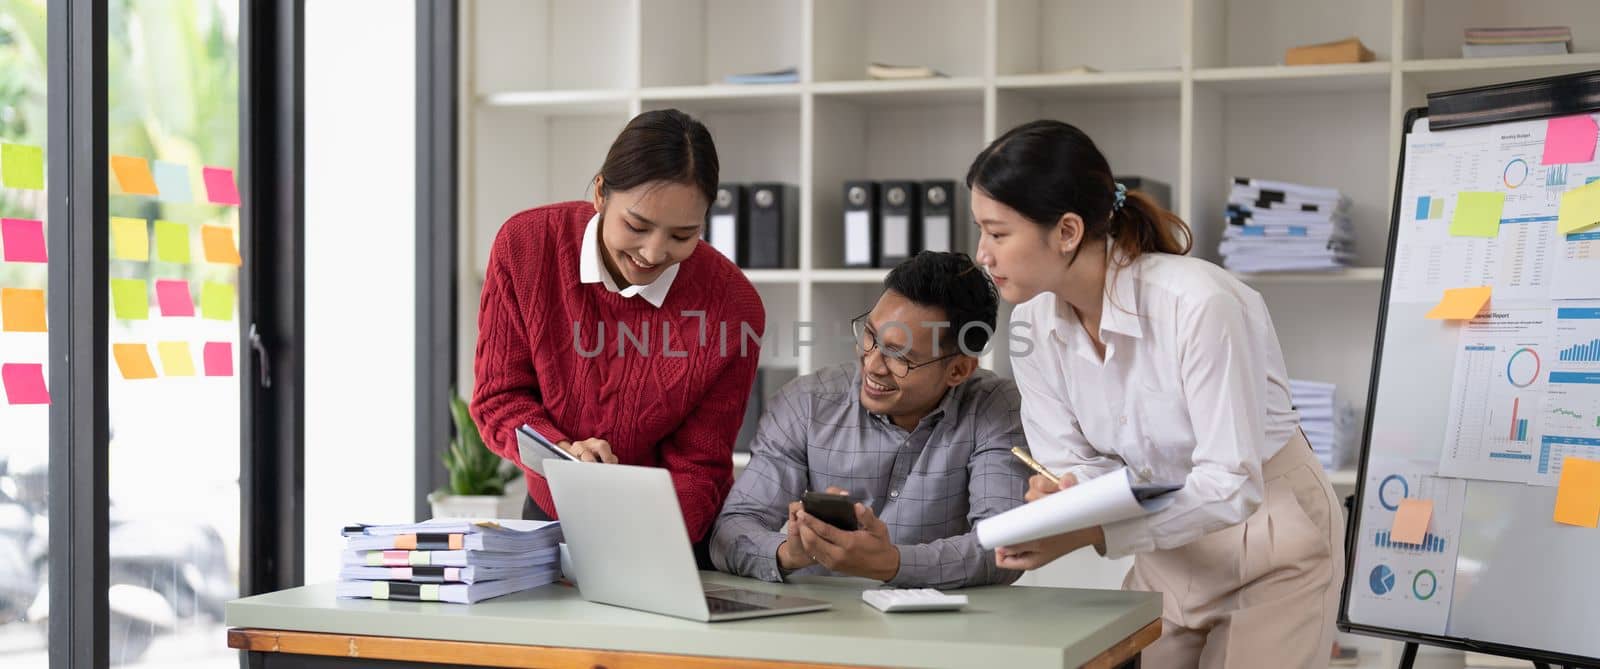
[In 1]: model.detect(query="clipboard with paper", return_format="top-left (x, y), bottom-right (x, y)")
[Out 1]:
top-left (976, 467), bottom-right (1181, 549)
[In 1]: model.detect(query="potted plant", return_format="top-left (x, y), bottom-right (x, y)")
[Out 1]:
top-left (427, 391), bottom-right (522, 519)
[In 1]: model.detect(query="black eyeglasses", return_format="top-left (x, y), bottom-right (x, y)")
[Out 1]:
top-left (850, 312), bottom-right (961, 378)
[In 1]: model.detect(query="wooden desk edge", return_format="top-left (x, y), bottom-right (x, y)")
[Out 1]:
top-left (228, 618), bottom-right (1162, 669)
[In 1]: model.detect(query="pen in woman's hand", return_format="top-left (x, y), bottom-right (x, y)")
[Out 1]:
top-left (1010, 447), bottom-right (1061, 487)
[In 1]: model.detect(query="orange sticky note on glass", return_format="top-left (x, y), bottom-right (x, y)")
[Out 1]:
top-left (110, 155), bottom-right (160, 196)
top-left (202, 167), bottom-right (240, 206)
top-left (1, 363), bottom-right (49, 405)
top-left (1426, 286), bottom-right (1491, 320)
top-left (1543, 114), bottom-right (1599, 165)
top-left (1, 287), bottom-right (47, 332)
top-left (156, 342), bottom-right (196, 377)
top-left (1554, 457), bottom-right (1600, 528)
top-left (1390, 498), bottom-right (1434, 545)
top-left (203, 341), bottom-right (234, 377)
top-left (200, 225), bottom-right (242, 266)
top-left (111, 343), bottom-right (158, 380)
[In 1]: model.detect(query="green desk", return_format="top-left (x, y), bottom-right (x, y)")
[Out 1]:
top-left (226, 572), bottom-right (1162, 669)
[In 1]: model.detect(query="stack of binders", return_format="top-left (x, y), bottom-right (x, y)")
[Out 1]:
top-left (1219, 178), bottom-right (1354, 273)
top-left (336, 518), bottom-right (563, 604)
top-left (841, 180), bottom-right (961, 268)
top-left (703, 183), bottom-right (799, 269)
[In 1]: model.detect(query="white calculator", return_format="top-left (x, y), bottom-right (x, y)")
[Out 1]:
top-left (861, 588), bottom-right (969, 613)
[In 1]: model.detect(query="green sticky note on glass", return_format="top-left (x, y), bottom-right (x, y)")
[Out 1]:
top-left (1450, 192), bottom-right (1506, 238)
top-left (1, 143), bottom-right (44, 190)
top-left (200, 281), bottom-right (234, 321)
top-left (153, 220), bottom-right (191, 263)
top-left (110, 279), bottom-right (149, 320)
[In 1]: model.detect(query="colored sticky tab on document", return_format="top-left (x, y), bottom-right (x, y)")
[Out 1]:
top-left (2, 363), bottom-right (49, 405)
top-left (1390, 498), bottom-right (1434, 545)
top-left (110, 279), bottom-right (150, 320)
top-left (156, 341), bottom-right (196, 377)
top-left (1543, 114), bottom-right (1599, 165)
top-left (152, 161), bottom-right (194, 203)
top-left (2, 218), bottom-right (46, 262)
top-left (1, 288), bottom-right (46, 332)
top-left (200, 225), bottom-right (242, 265)
top-left (1, 143), bottom-right (44, 190)
top-left (1554, 456), bottom-right (1600, 528)
top-left (203, 341), bottom-right (233, 377)
top-left (110, 155), bottom-right (160, 196)
top-left (110, 217), bottom-right (149, 261)
top-left (200, 281), bottom-right (234, 321)
top-left (112, 343), bottom-right (158, 380)
top-left (154, 279), bottom-right (194, 317)
top-left (1558, 179), bottom-right (1600, 235)
top-left (202, 167), bottom-right (240, 205)
top-left (1425, 286), bottom-right (1492, 320)
top-left (1450, 192), bottom-right (1505, 238)
top-left (153, 220), bottom-right (191, 263)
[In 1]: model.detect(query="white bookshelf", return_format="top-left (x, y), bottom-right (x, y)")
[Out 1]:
top-left (459, 0), bottom-right (1600, 477)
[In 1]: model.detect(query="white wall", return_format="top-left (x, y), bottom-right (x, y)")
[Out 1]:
top-left (303, 0), bottom-right (416, 585)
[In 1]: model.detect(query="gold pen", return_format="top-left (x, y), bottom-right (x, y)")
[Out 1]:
top-left (1010, 447), bottom-right (1061, 486)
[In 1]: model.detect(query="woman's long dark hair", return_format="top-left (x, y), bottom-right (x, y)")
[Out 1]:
top-left (965, 120), bottom-right (1192, 268)
top-left (596, 108), bottom-right (719, 206)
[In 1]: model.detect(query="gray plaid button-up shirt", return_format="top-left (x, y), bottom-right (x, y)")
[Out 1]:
top-left (710, 363), bottom-right (1032, 589)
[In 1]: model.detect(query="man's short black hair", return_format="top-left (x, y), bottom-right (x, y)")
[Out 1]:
top-left (882, 251), bottom-right (998, 356)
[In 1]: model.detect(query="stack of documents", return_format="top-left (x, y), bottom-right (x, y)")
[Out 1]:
top-left (1220, 178), bottom-right (1354, 273)
top-left (723, 67), bottom-right (799, 85)
top-left (336, 518), bottom-right (563, 604)
top-left (867, 62), bottom-right (946, 80)
top-left (1291, 379), bottom-right (1347, 471)
top-left (1462, 27), bottom-right (1571, 58)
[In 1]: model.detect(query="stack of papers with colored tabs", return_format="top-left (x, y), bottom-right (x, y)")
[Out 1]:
top-left (1290, 379), bottom-right (1354, 470)
top-left (1220, 178), bottom-right (1355, 273)
top-left (335, 518), bottom-right (563, 604)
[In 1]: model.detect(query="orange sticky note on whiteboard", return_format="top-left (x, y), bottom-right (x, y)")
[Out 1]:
top-left (1390, 498), bottom-right (1434, 545)
top-left (110, 155), bottom-right (159, 196)
top-left (111, 343), bottom-right (158, 380)
top-left (1425, 286), bottom-right (1491, 320)
top-left (1, 288), bottom-right (47, 332)
top-left (1554, 457), bottom-right (1600, 528)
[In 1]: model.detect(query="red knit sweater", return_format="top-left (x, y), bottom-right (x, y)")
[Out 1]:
top-left (470, 201), bottom-right (765, 541)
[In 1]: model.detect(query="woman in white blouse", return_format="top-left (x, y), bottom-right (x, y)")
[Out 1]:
top-left (968, 120), bottom-right (1344, 668)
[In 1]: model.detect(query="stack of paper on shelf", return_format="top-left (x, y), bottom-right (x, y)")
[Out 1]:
top-left (1220, 177), bottom-right (1354, 273)
top-left (866, 62), bottom-right (946, 80)
top-left (336, 518), bottom-right (563, 604)
top-left (1291, 379), bottom-right (1351, 471)
top-left (723, 67), bottom-right (799, 85)
top-left (1462, 26), bottom-right (1572, 58)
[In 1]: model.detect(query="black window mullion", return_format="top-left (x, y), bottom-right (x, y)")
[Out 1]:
top-left (45, 0), bottom-right (109, 667)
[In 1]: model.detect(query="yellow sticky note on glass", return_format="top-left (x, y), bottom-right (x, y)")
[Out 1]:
top-left (1425, 286), bottom-right (1491, 320)
top-left (109, 155), bottom-right (159, 196)
top-left (155, 342), bottom-right (196, 377)
top-left (111, 343), bottom-right (158, 380)
top-left (1554, 457), bottom-right (1600, 528)
top-left (110, 279), bottom-right (149, 320)
top-left (110, 217), bottom-right (149, 261)
top-left (153, 220), bottom-right (190, 263)
top-left (200, 225), bottom-right (242, 266)
top-left (1390, 498), bottom-right (1434, 545)
top-left (1, 143), bottom-right (44, 190)
top-left (1450, 192), bottom-right (1506, 238)
top-left (200, 281), bottom-right (234, 321)
top-left (1558, 179), bottom-right (1600, 235)
top-left (1, 288), bottom-right (47, 332)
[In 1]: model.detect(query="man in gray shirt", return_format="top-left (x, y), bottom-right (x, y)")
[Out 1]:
top-left (711, 251), bottom-right (1032, 589)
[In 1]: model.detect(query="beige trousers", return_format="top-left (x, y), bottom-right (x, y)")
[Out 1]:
top-left (1124, 432), bottom-right (1345, 669)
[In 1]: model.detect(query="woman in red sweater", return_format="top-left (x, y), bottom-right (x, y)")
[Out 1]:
top-left (471, 110), bottom-right (765, 564)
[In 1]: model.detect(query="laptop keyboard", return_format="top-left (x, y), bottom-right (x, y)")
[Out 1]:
top-left (705, 595), bottom-right (768, 614)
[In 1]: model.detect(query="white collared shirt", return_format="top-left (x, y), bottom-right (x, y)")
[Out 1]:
top-left (578, 213), bottom-right (680, 308)
top-left (1008, 252), bottom-right (1299, 558)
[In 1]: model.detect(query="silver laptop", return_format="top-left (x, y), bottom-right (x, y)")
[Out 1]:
top-left (543, 459), bottom-right (831, 622)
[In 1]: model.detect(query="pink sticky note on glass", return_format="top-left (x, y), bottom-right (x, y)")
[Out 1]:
top-left (202, 167), bottom-right (240, 206)
top-left (203, 341), bottom-right (234, 377)
top-left (1543, 115), bottom-right (1599, 165)
top-left (1, 218), bottom-right (46, 263)
top-left (2, 363), bottom-right (49, 405)
top-left (154, 279), bottom-right (194, 317)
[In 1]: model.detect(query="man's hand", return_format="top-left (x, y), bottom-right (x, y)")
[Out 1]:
top-left (1024, 472), bottom-right (1079, 502)
top-left (796, 501), bottom-right (900, 582)
top-left (560, 438), bottom-right (618, 464)
top-left (776, 500), bottom-right (816, 571)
